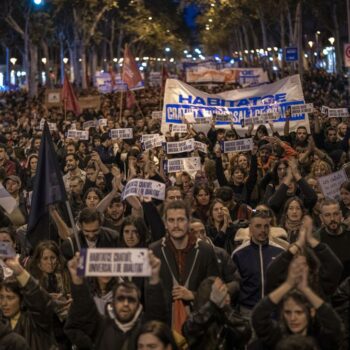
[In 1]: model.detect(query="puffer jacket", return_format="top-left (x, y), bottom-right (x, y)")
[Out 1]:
top-left (0, 318), bottom-right (29, 350)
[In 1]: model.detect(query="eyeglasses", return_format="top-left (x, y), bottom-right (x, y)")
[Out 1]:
top-left (115, 295), bottom-right (138, 304)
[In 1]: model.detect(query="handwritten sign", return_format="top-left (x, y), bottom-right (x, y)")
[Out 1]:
top-left (318, 169), bottom-right (348, 199)
top-left (78, 248), bottom-right (151, 277)
top-left (121, 179), bottom-right (166, 200)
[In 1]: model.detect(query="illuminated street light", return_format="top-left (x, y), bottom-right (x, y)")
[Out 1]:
top-left (63, 57), bottom-right (68, 64)
top-left (33, 0), bottom-right (42, 4)
top-left (328, 37), bottom-right (335, 45)
top-left (10, 57), bottom-right (17, 65)
top-left (148, 16), bottom-right (152, 20)
top-left (308, 41), bottom-right (314, 48)
top-left (165, 47), bottom-right (171, 52)
top-left (41, 57), bottom-right (47, 64)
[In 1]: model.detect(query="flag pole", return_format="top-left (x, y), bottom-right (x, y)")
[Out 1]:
top-left (131, 90), bottom-right (145, 118)
top-left (65, 200), bottom-right (81, 251)
top-left (119, 90), bottom-right (124, 124)
top-left (159, 62), bottom-right (164, 110)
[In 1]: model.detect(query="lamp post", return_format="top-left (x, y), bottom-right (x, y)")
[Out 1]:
top-left (328, 37), bottom-right (335, 73)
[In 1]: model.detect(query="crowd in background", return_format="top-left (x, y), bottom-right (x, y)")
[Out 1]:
top-left (0, 69), bottom-right (350, 349)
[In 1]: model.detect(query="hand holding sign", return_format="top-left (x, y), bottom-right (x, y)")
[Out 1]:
top-left (67, 252), bottom-right (84, 285)
top-left (4, 255), bottom-right (24, 276)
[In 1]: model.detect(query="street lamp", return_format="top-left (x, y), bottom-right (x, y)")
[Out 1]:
top-left (308, 41), bottom-right (314, 68)
top-left (41, 57), bottom-right (47, 64)
top-left (308, 41), bottom-right (314, 48)
top-left (63, 57), bottom-right (69, 64)
top-left (328, 37), bottom-right (335, 73)
top-left (33, 0), bottom-right (42, 4)
top-left (10, 57), bottom-right (17, 65)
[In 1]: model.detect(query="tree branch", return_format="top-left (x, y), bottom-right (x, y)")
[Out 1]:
top-left (5, 15), bottom-right (25, 38)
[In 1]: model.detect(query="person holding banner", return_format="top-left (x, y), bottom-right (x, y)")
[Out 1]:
top-left (64, 251), bottom-right (168, 350)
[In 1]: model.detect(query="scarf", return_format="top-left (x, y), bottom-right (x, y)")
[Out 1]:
top-left (112, 304), bottom-right (143, 333)
top-left (284, 218), bottom-right (302, 242)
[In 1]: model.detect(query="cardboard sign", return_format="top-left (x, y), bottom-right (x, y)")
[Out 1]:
top-left (194, 141), bottom-right (208, 154)
top-left (222, 138), bottom-right (253, 153)
top-left (122, 179), bottom-right (166, 200)
top-left (141, 134), bottom-right (160, 142)
top-left (39, 119), bottom-right (57, 131)
top-left (169, 124), bottom-right (188, 135)
top-left (290, 103), bottom-right (314, 115)
top-left (142, 135), bottom-right (165, 150)
top-left (0, 242), bottom-right (16, 259)
top-left (165, 139), bottom-right (195, 154)
top-left (327, 108), bottom-right (349, 118)
top-left (110, 128), bottom-right (133, 140)
top-left (45, 89), bottom-right (61, 107)
top-left (0, 183), bottom-right (17, 214)
top-left (78, 248), bottom-right (151, 277)
top-left (83, 120), bottom-right (97, 130)
top-left (164, 157), bottom-right (201, 173)
top-left (318, 169), bottom-right (348, 199)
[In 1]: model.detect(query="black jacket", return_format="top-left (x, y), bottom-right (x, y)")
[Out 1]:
top-left (64, 281), bottom-right (168, 350)
top-left (183, 301), bottom-right (251, 350)
top-left (252, 296), bottom-right (343, 350)
top-left (61, 227), bottom-right (119, 260)
top-left (2, 276), bottom-right (58, 350)
top-left (266, 243), bottom-right (343, 299)
top-left (0, 319), bottom-right (29, 350)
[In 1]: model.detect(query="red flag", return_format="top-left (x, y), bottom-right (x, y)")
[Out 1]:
top-left (109, 65), bottom-right (116, 91)
top-left (126, 90), bottom-right (136, 109)
top-left (161, 65), bottom-right (169, 89)
top-left (61, 74), bottom-right (81, 116)
top-left (122, 45), bottom-right (142, 89)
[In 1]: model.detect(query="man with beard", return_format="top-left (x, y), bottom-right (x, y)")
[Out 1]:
top-left (64, 251), bottom-right (167, 350)
top-left (63, 153), bottom-right (86, 192)
top-left (318, 199), bottom-right (350, 281)
top-left (104, 195), bottom-right (126, 232)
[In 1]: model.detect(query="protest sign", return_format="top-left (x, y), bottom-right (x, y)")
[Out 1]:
top-left (95, 72), bottom-right (144, 93)
top-left (165, 139), bottom-right (195, 154)
top-left (327, 108), bottom-right (349, 118)
top-left (186, 67), bottom-right (269, 86)
top-left (0, 242), bottom-right (16, 259)
top-left (318, 169), bottom-right (348, 199)
top-left (141, 134), bottom-right (160, 142)
top-left (162, 75), bottom-right (308, 136)
top-left (98, 118), bottom-right (108, 127)
top-left (110, 128), bottom-right (133, 140)
top-left (290, 103), bottom-right (314, 115)
top-left (78, 248), bottom-right (151, 277)
top-left (0, 183), bottom-right (17, 214)
top-left (164, 157), bottom-right (201, 173)
top-left (142, 135), bottom-right (165, 151)
top-left (39, 119), bottom-right (57, 131)
top-left (67, 130), bottom-right (89, 140)
top-left (122, 179), bottom-right (166, 200)
top-left (194, 141), bottom-right (208, 153)
top-left (45, 89), bottom-right (61, 107)
top-left (151, 111), bottom-right (162, 119)
top-left (169, 124), bottom-right (188, 135)
top-left (83, 120), bottom-right (97, 130)
top-left (321, 106), bottom-right (328, 115)
top-left (222, 138), bottom-right (253, 153)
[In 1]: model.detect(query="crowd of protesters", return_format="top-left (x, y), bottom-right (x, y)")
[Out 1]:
top-left (0, 69), bottom-right (350, 349)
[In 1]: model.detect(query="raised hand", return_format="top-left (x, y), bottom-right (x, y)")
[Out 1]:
top-left (209, 277), bottom-right (228, 308)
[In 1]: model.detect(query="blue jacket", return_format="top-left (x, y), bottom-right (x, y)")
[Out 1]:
top-left (232, 239), bottom-right (284, 310)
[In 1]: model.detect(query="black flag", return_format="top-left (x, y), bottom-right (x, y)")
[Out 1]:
top-left (27, 122), bottom-right (67, 248)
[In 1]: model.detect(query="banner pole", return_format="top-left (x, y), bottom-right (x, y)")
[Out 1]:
top-left (119, 90), bottom-right (124, 124)
top-left (65, 200), bottom-right (81, 252)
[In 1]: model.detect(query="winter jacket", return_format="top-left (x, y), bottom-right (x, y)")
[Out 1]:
top-left (4, 276), bottom-right (58, 350)
top-left (266, 242), bottom-right (343, 299)
top-left (232, 239), bottom-right (284, 310)
top-left (183, 301), bottom-right (251, 350)
top-left (64, 280), bottom-right (168, 350)
top-left (252, 296), bottom-right (343, 350)
top-left (0, 318), bottom-right (29, 350)
top-left (206, 223), bottom-right (237, 255)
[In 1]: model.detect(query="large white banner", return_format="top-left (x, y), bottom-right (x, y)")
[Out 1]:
top-left (186, 67), bottom-right (269, 86)
top-left (161, 75), bottom-right (309, 135)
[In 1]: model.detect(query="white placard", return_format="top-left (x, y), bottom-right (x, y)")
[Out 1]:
top-left (142, 135), bottom-right (165, 150)
top-left (165, 139), bottom-right (195, 154)
top-left (164, 157), bottom-right (201, 173)
top-left (222, 138), bottom-right (253, 153)
top-left (318, 169), bottom-right (348, 199)
top-left (0, 183), bottom-right (17, 214)
top-left (67, 130), bottom-right (89, 140)
top-left (194, 141), bottom-right (208, 154)
top-left (169, 124), bottom-right (188, 135)
top-left (141, 134), bottom-right (160, 142)
top-left (78, 248), bottom-right (151, 277)
top-left (327, 108), bottom-right (349, 118)
top-left (98, 119), bottom-right (108, 126)
top-left (0, 242), bottom-right (16, 258)
top-left (39, 119), bottom-right (57, 131)
top-left (110, 128), bottom-right (133, 140)
top-left (122, 179), bottom-right (166, 200)
top-left (290, 103), bottom-right (314, 115)
top-left (321, 106), bottom-right (328, 114)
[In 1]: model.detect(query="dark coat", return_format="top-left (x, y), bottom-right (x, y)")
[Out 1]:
top-left (64, 281), bottom-right (168, 350)
top-left (251, 297), bottom-right (343, 350)
top-left (0, 318), bottom-right (29, 350)
top-left (2, 276), bottom-right (58, 350)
